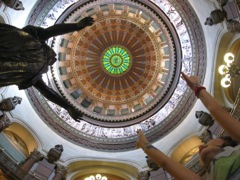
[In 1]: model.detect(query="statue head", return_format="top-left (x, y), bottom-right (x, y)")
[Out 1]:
top-left (55, 144), bottom-right (64, 152)
top-left (13, 96), bottom-right (22, 104)
top-left (204, 17), bottom-right (213, 26)
top-left (13, 1), bottom-right (24, 11)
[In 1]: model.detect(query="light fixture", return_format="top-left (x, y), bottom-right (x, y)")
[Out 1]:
top-left (218, 52), bottom-right (240, 88)
top-left (84, 174), bottom-right (108, 180)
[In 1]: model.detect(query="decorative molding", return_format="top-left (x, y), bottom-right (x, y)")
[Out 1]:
top-left (26, 0), bottom-right (206, 151)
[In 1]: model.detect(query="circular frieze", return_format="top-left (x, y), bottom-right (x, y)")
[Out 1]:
top-left (27, 0), bottom-right (206, 151)
top-left (51, 2), bottom-right (179, 125)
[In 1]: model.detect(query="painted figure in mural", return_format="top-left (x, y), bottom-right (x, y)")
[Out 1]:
top-left (136, 72), bottom-right (240, 180)
top-left (0, 17), bottom-right (95, 121)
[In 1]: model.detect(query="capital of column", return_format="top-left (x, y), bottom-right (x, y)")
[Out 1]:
top-left (138, 170), bottom-right (149, 180)
top-left (56, 165), bottom-right (67, 176)
top-left (0, 114), bottom-right (11, 132)
top-left (29, 149), bottom-right (44, 161)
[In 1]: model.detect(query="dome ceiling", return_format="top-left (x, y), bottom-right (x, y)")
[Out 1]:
top-left (27, 0), bottom-right (206, 151)
top-left (52, 0), bottom-right (180, 126)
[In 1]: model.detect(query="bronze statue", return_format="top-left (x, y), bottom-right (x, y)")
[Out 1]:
top-left (0, 96), bottom-right (22, 111)
top-left (0, 17), bottom-right (95, 121)
top-left (47, 144), bottom-right (64, 163)
top-left (146, 156), bottom-right (159, 171)
top-left (204, 9), bottom-right (226, 26)
top-left (1, 0), bottom-right (24, 10)
top-left (195, 111), bottom-right (214, 127)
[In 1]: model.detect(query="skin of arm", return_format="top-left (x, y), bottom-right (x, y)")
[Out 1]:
top-left (136, 130), bottom-right (200, 180)
top-left (33, 79), bottom-right (82, 121)
top-left (181, 72), bottom-right (240, 142)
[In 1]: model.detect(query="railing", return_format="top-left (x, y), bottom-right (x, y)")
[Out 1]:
top-left (0, 148), bottom-right (40, 180)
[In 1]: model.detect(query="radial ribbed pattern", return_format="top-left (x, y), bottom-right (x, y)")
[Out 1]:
top-left (27, 0), bottom-right (206, 150)
top-left (54, 8), bottom-right (175, 122)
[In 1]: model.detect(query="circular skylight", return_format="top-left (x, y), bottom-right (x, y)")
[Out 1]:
top-left (102, 46), bottom-right (131, 75)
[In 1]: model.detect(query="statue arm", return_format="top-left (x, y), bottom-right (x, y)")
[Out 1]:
top-left (33, 79), bottom-right (83, 121)
top-left (37, 17), bottom-right (94, 40)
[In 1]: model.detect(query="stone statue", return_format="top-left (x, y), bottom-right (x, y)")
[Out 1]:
top-left (138, 170), bottom-right (150, 180)
top-left (195, 111), bottom-right (214, 127)
top-left (0, 96), bottom-right (22, 111)
top-left (199, 129), bottom-right (213, 143)
top-left (146, 156), bottom-right (159, 171)
top-left (227, 21), bottom-right (240, 33)
top-left (217, 0), bottom-right (228, 6)
top-left (0, 17), bottom-right (94, 122)
top-left (204, 9), bottom-right (226, 26)
top-left (1, 0), bottom-right (24, 10)
top-left (47, 144), bottom-right (64, 163)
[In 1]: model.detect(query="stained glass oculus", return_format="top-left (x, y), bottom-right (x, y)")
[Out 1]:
top-left (102, 46), bottom-right (131, 75)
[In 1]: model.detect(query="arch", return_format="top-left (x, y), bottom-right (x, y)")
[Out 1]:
top-left (66, 160), bottom-right (139, 180)
top-left (170, 135), bottom-right (203, 164)
top-left (214, 32), bottom-right (240, 106)
top-left (4, 122), bottom-right (38, 154)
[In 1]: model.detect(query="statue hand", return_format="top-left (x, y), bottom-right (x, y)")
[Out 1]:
top-left (77, 16), bottom-right (95, 29)
top-left (67, 106), bottom-right (83, 122)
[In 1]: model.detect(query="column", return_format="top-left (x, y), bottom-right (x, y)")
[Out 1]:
top-left (21, 149), bottom-right (43, 171)
top-left (199, 129), bottom-right (213, 143)
top-left (52, 165), bottom-right (67, 180)
top-left (0, 115), bottom-right (11, 132)
top-left (227, 21), bottom-right (240, 33)
top-left (138, 170), bottom-right (149, 180)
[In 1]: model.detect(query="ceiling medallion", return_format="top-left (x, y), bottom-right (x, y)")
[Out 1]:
top-left (51, 4), bottom-right (179, 125)
top-left (27, 0), bottom-right (206, 151)
top-left (102, 46), bottom-right (131, 76)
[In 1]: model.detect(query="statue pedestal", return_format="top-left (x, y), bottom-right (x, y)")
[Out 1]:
top-left (31, 159), bottom-right (56, 180)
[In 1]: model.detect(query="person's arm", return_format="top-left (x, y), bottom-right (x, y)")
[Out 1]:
top-left (33, 79), bottom-right (82, 121)
top-left (36, 16), bottom-right (94, 40)
top-left (181, 72), bottom-right (240, 142)
top-left (136, 130), bottom-right (200, 180)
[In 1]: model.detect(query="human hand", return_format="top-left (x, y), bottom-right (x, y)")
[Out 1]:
top-left (67, 106), bottom-right (83, 122)
top-left (180, 72), bottom-right (200, 91)
top-left (77, 16), bottom-right (95, 29)
top-left (136, 129), bottom-right (150, 149)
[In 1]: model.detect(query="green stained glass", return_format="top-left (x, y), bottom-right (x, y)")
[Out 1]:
top-left (102, 46), bottom-right (131, 75)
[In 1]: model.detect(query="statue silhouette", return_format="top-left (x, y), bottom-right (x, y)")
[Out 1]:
top-left (0, 17), bottom-right (95, 121)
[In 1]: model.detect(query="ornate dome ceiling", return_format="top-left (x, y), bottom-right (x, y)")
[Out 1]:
top-left (27, 0), bottom-right (206, 151)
